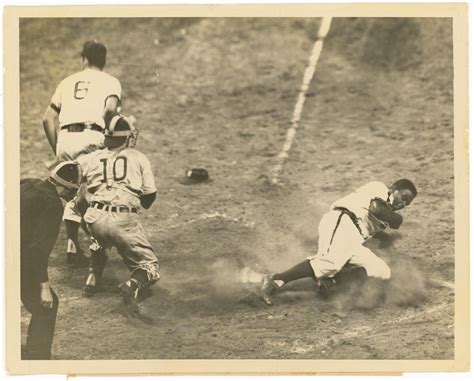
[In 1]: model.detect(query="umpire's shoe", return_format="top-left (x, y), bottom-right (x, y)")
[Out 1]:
top-left (261, 275), bottom-right (277, 306)
top-left (82, 284), bottom-right (97, 297)
top-left (119, 282), bottom-right (139, 313)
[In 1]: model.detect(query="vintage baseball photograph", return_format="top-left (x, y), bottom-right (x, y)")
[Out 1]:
top-left (4, 3), bottom-right (469, 375)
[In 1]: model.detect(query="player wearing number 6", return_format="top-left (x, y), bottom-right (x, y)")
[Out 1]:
top-left (76, 115), bottom-right (160, 312)
top-left (42, 40), bottom-right (122, 265)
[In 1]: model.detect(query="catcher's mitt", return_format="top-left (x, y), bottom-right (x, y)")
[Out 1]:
top-left (369, 197), bottom-right (403, 229)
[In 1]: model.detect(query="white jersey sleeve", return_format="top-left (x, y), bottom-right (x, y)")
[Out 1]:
top-left (140, 154), bottom-right (156, 195)
top-left (106, 77), bottom-right (122, 101)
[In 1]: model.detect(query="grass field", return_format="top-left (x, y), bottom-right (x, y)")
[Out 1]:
top-left (19, 17), bottom-right (454, 359)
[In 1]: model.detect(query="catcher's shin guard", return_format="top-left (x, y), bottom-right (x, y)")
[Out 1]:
top-left (90, 247), bottom-right (108, 278)
top-left (130, 262), bottom-right (160, 291)
top-left (83, 245), bottom-right (108, 297)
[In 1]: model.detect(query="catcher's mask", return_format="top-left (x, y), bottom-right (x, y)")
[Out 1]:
top-left (105, 115), bottom-right (138, 148)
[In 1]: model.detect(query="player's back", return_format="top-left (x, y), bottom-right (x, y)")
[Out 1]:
top-left (53, 68), bottom-right (121, 128)
top-left (79, 147), bottom-right (156, 208)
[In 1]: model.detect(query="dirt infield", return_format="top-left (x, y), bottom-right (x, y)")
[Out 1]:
top-left (19, 18), bottom-right (454, 359)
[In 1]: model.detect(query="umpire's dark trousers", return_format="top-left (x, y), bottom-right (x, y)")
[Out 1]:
top-left (21, 261), bottom-right (59, 360)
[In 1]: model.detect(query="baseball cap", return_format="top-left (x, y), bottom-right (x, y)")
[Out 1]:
top-left (50, 161), bottom-right (82, 189)
top-left (81, 40), bottom-right (107, 68)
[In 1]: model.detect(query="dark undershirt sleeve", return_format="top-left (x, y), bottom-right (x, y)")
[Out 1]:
top-left (50, 103), bottom-right (61, 114)
top-left (103, 95), bottom-right (121, 128)
top-left (29, 202), bottom-right (63, 283)
top-left (140, 192), bottom-right (156, 209)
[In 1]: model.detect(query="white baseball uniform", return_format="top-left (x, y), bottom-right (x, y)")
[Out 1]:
top-left (308, 182), bottom-right (392, 280)
top-left (78, 147), bottom-right (159, 281)
top-left (51, 67), bottom-right (122, 161)
top-left (50, 68), bottom-right (121, 223)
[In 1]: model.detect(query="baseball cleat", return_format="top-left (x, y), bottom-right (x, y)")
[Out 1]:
top-left (119, 282), bottom-right (139, 312)
top-left (82, 284), bottom-right (97, 297)
top-left (261, 275), bottom-right (277, 306)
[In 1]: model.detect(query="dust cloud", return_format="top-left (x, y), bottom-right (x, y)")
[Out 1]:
top-left (205, 206), bottom-right (323, 305)
top-left (331, 256), bottom-right (428, 313)
top-left (385, 257), bottom-right (427, 306)
top-left (200, 194), bottom-right (427, 312)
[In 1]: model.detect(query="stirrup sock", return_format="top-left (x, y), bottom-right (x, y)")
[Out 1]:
top-left (67, 239), bottom-right (77, 254)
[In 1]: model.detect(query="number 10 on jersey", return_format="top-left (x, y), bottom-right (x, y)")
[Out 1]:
top-left (100, 156), bottom-right (128, 186)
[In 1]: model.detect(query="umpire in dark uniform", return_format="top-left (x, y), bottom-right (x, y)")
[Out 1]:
top-left (21, 161), bottom-right (81, 359)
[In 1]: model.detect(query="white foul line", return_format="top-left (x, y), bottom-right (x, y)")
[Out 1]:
top-left (427, 279), bottom-right (455, 290)
top-left (272, 17), bottom-right (332, 184)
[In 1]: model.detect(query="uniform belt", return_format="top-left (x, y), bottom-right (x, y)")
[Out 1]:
top-left (90, 201), bottom-right (138, 213)
top-left (61, 123), bottom-right (103, 133)
top-left (333, 207), bottom-right (363, 236)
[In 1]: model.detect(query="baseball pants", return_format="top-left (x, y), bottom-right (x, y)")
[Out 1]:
top-left (21, 260), bottom-right (59, 360)
top-left (83, 207), bottom-right (160, 285)
top-left (62, 182), bottom-right (90, 224)
top-left (307, 210), bottom-right (391, 280)
top-left (57, 129), bottom-right (104, 223)
top-left (56, 129), bottom-right (104, 162)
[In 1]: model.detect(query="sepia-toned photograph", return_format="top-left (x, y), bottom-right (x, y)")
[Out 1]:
top-left (4, 3), bottom-right (469, 375)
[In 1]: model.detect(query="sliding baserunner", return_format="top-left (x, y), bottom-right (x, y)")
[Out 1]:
top-left (261, 179), bottom-right (417, 305)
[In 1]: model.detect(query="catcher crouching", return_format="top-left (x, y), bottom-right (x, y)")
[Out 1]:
top-left (76, 115), bottom-right (159, 311)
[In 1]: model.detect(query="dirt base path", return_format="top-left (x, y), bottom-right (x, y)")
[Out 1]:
top-left (20, 18), bottom-right (454, 359)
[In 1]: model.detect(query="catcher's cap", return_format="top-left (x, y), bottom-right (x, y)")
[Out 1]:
top-left (81, 40), bottom-right (107, 68)
top-left (106, 115), bottom-right (137, 137)
top-left (50, 161), bottom-right (82, 190)
top-left (105, 114), bottom-right (138, 148)
top-left (178, 168), bottom-right (210, 185)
